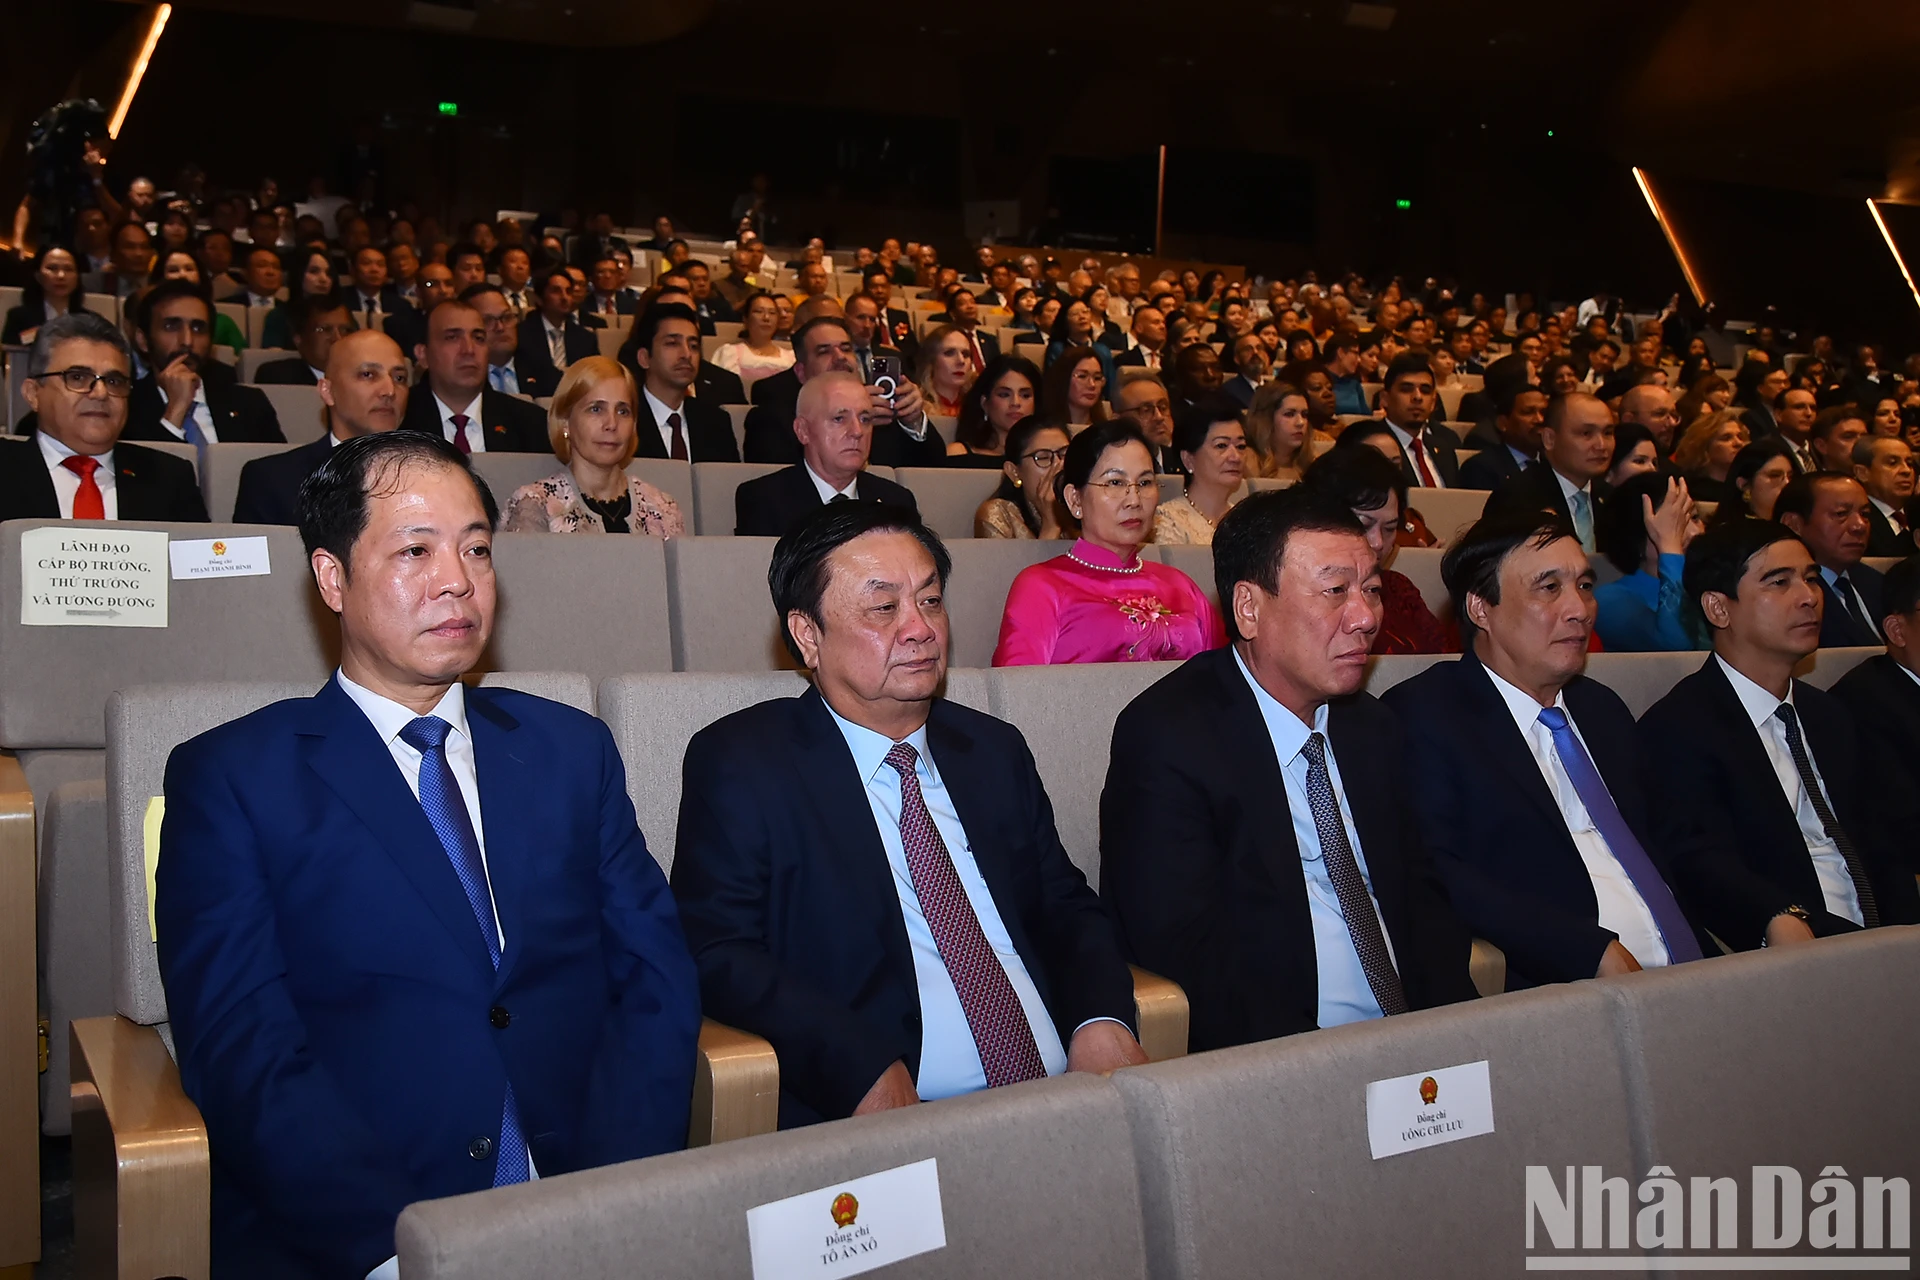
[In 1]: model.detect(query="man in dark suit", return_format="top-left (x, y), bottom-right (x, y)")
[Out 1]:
top-left (340, 245), bottom-right (404, 330)
top-left (1774, 472), bottom-right (1885, 647)
top-left (631, 282), bottom-right (746, 404)
top-left (1218, 333), bottom-right (1269, 410)
top-left (234, 330), bottom-right (409, 525)
top-left (582, 254), bottom-right (639, 323)
top-left (515, 268), bottom-right (602, 398)
top-left (1112, 306), bottom-right (1166, 371)
top-left (253, 296), bottom-right (354, 387)
top-left (743, 315), bottom-right (946, 469)
top-left (123, 281), bottom-right (284, 445)
top-left (402, 298), bottom-right (550, 453)
top-left (1457, 383), bottom-right (1547, 490)
top-left (674, 502), bottom-right (1143, 1127)
top-left (1831, 556), bottom-right (1920, 816)
top-left (736, 373), bottom-right (919, 537)
top-left (1383, 511), bottom-right (1709, 989)
top-left (1853, 436), bottom-right (1918, 557)
top-left (1640, 518), bottom-right (1920, 951)
top-left (1484, 392), bottom-right (1614, 556)
top-left (158, 432), bottom-right (700, 1275)
top-left (1376, 353), bottom-right (1459, 489)
top-left (1101, 490), bottom-right (1476, 1052)
top-left (682, 261), bottom-right (736, 335)
top-left (862, 266), bottom-right (919, 362)
top-left (946, 289), bottom-right (999, 372)
top-left (2, 312), bottom-right (207, 522)
top-left (627, 303), bottom-right (739, 462)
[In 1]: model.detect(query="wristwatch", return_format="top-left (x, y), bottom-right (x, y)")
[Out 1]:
top-left (1760, 903), bottom-right (1811, 947)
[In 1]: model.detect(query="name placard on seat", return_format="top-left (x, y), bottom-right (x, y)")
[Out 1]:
top-left (1366, 1059), bottom-right (1496, 1160)
top-left (747, 1157), bottom-right (946, 1279)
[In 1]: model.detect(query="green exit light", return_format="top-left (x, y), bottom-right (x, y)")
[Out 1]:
top-left (437, 101), bottom-right (459, 117)
top-left (1395, 198), bottom-right (1412, 210)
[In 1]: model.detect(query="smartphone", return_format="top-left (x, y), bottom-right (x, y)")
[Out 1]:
top-left (870, 353), bottom-right (902, 401)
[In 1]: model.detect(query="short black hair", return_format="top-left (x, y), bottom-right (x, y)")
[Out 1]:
top-left (457, 282), bottom-right (504, 305)
top-left (1383, 352), bottom-right (1434, 387)
top-left (1172, 396), bottom-right (1244, 457)
top-left (1609, 421), bottom-right (1657, 474)
top-left (288, 289), bottom-right (349, 336)
top-left (634, 301), bottom-right (699, 353)
top-left (1300, 441), bottom-right (1407, 520)
top-left (1211, 488), bottom-right (1366, 642)
top-left (1881, 554), bottom-right (1920, 621)
top-left (1059, 418), bottom-right (1153, 495)
top-left (447, 240), bottom-right (486, 269)
top-left (1682, 516), bottom-right (1804, 607)
top-left (791, 313), bottom-right (852, 358)
top-left (132, 279), bottom-right (210, 334)
top-left (535, 266), bottom-right (573, 296)
top-left (1493, 378), bottom-right (1543, 417)
top-left (1441, 509), bottom-right (1580, 637)
top-left (768, 503), bottom-right (951, 663)
top-left (1597, 470), bottom-right (1675, 576)
top-left (299, 432), bottom-right (498, 576)
top-left (1773, 471), bottom-right (1862, 523)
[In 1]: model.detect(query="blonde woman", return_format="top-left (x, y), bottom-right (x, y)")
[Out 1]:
top-left (1670, 407), bottom-right (1749, 507)
top-left (916, 323), bottom-right (976, 418)
top-left (503, 355), bottom-right (685, 535)
top-left (1243, 381), bottom-right (1325, 481)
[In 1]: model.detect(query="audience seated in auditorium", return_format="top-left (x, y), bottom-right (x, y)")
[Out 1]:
top-left (104, 219), bottom-right (153, 298)
top-left (515, 268), bottom-right (601, 399)
top-left (582, 254), bottom-right (637, 321)
top-left (1112, 305), bottom-right (1165, 370)
top-left (672, 502), bottom-right (1145, 1126)
top-left (1484, 392), bottom-right (1613, 555)
top-left (1102, 488), bottom-right (1476, 1051)
top-left (1218, 335), bottom-right (1270, 411)
top-left (1377, 354), bottom-right (1460, 489)
top-left (1806, 405), bottom-right (1866, 476)
top-left (1299, 445), bottom-right (1453, 654)
top-left (124, 280), bottom-right (283, 444)
top-left (1382, 510), bottom-right (1709, 989)
top-left (1854, 435), bottom-right (1918, 557)
top-left (1152, 399), bottom-right (1248, 547)
top-left (340, 245), bottom-right (401, 329)
top-left (155, 250), bottom-right (246, 356)
top-left (1725, 438), bottom-right (1797, 521)
top-left (743, 312), bottom-right (945, 468)
top-left (502, 357), bottom-right (684, 536)
top-left (1110, 374), bottom-right (1183, 476)
top-left (1593, 473), bottom-right (1707, 652)
top-left (1604, 422), bottom-right (1663, 493)
top-left (1640, 518), bottom-right (1920, 949)
top-left (1830, 555), bottom-right (1920, 813)
top-left (735, 371), bottom-right (919, 537)
top-left (993, 420), bottom-right (1222, 665)
top-left (1774, 472), bottom-right (1885, 647)
top-left (1768, 386), bottom-right (1820, 475)
top-left (1042, 347), bottom-right (1111, 433)
top-left (2, 312), bottom-right (207, 521)
top-left (948, 354), bottom-right (1040, 467)
top-left (233, 329), bottom-right (408, 525)
top-left (916, 324), bottom-right (976, 419)
top-left (253, 295), bottom-right (351, 386)
top-left (401, 298), bottom-right (549, 453)
top-left (235, 245), bottom-right (284, 313)
top-left (3, 247), bottom-right (89, 345)
top-left (1458, 382), bottom-right (1547, 491)
top-left (709, 292), bottom-right (794, 396)
top-left (452, 284), bottom-right (526, 398)
top-left (1242, 381), bottom-right (1324, 483)
top-left (261, 249), bottom-right (340, 351)
top-left (156, 431), bottom-right (700, 1275)
top-left (619, 303), bottom-right (740, 463)
top-left (974, 416), bottom-right (1071, 539)
top-left (1669, 409), bottom-right (1749, 508)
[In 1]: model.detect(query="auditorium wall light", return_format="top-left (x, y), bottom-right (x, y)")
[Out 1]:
top-left (1631, 166), bottom-right (1707, 307)
top-left (109, 3), bottom-right (172, 140)
top-left (1867, 198), bottom-right (1920, 314)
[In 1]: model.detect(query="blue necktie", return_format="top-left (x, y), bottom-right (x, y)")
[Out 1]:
top-left (1569, 490), bottom-right (1594, 553)
top-left (1537, 707), bottom-right (1702, 963)
top-left (490, 364), bottom-right (512, 394)
top-left (398, 715), bottom-right (530, 1186)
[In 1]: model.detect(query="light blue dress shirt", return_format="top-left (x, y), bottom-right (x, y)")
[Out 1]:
top-left (1233, 651), bottom-right (1395, 1028)
top-left (823, 704), bottom-right (1070, 1099)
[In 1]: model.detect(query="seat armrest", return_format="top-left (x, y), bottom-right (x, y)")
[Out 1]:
top-left (1469, 938), bottom-right (1507, 999)
top-left (70, 1016), bottom-right (209, 1280)
top-left (688, 1018), bottom-right (778, 1147)
top-left (0, 753), bottom-right (34, 1269)
top-left (1129, 965), bottom-right (1189, 1062)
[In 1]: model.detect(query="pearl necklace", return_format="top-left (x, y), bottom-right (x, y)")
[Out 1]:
top-left (1066, 547), bottom-right (1143, 574)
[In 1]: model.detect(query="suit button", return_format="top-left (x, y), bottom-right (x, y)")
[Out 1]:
top-left (490, 1005), bottom-right (511, 1029)
top-left (469, 1135), bottom-right (493, 1160)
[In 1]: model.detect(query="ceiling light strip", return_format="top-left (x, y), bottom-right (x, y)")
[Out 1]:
top-left (108, 4), bottom-right (172, 140)
top-left (1632, 166), bottom-right (1707, 307)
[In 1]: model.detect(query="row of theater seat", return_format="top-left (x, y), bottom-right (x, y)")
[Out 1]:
top-left (55, 657), bottom-right (1919, 1277)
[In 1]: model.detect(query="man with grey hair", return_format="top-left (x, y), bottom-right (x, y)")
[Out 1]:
top-left (1854, 434), bottom-right (1917, 557)
top-left (734, 371), bottom-right (918, 537)
top-left (1, 312), bottom-right (207, 520)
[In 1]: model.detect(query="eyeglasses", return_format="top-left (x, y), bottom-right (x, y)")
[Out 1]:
top-left (1084, 477), bottom-right (1156, 497)
top-left (35, 367), bottom-right (133, 397)
top-left (1072, 370), bottom-right (1106, 386)
top-left (1021, 448), bottom-right (1065, 466)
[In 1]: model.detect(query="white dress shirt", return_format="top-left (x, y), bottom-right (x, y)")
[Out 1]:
top-left (1714, 656), bottom-right (1863, 925)
top-left (1387, 421), bottom-right (1445, 488)
top-left (822, 703), bottom-right (1070, 1099)
top-left (1234, 651), bottom-right (1395, 1028)
top-left (643, 387), bottom-right (687, 456)
top-left (805, 463), bottom-right (859, 504)
top-left (37, 430), bottom-right (118, 519)
top-left (154, 380), bottom-right (218, 443)
top-left (245, 291), bottom-right (277, 310)
top-left (1480, 667), bottom-right (1669, 966)
top-left (434, 392), bottom-right (487, 453)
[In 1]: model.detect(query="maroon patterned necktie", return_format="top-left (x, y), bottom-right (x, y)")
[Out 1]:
top-left (667, 411), bottom-right (688, 461)
top-left (449, 413), bottom-right (472, 456)
top-left (882, 742), bottom-right (1046, 1087)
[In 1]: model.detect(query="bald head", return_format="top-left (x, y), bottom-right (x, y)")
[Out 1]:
top-left (795, 371), bottom-right (875, 488)
top-left (319, 329), bottom-right (410, 439)
top-left (794, 293), bottom-right (845, 328)
top-left (1618, 382), bottom-right (1678, 445)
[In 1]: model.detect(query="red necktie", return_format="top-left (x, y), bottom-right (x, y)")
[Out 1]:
top-left (62, 455), bottom-right (105, 520)
top-left (449, 413), bottom-right (473, 456)
top-left (667, 411), bottom-right (688, 461)
top-left (1407, 436), bottom-right (1438, 487)
top-left (968, 333), bottom-right (985, 373)
top-left (883, 742), bottom-right (1045, 1088)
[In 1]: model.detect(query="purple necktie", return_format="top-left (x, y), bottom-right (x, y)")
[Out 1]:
top-left (1538, 707), bottom-right (1703, 963)
top-left (883, 742), bottom-right (1045, 1087)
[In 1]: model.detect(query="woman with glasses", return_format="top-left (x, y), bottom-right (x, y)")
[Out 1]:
top-left (975, 416), bottom-right (1071, 538)
top-left (950, 353), bottom-right (1040, 467)
top-left (1152, 398), bottom-right (1248, 547)
top-left (1044, 299), bottom-right (1118, 389)
top-left (1041, 347), bottom-right (1110, 431)
top-left (707, 292), bottom-right (793, 397)
top-left (3, 247), bottom-right (91, 346)
top-left (157, 250), bottom-right (247, 355)
top-left (992, 419), bottom-right (1222, 665)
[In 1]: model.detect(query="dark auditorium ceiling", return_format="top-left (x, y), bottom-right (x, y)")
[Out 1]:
top-left (127, 0), bottom-right (1920, 197)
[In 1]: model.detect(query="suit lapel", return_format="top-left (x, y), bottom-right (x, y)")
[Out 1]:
top-left (633, 399), bottom-right (667, 458)
top-left (1326, 697), bottom-right (1404, 918)
top-left (1696, 660), bottom-right (1801, 833)
top-left (1455, 654), bottom-right (1567, 832)
top-left (1205, 654), bottom-right (1315, 924)
top-left (468, 690), bottom-right (529, 982)
top-left (299, 678), bottom-right (498, 975)
top-left (4, 443), bottom-right (60, 517)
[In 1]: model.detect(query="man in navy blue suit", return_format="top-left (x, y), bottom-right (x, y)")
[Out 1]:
top-left (1382, 511), bottom-right (1710, 989)
top-left (672, 503), bottom-right (1143, 1128)
top-left (156, 431), bottom-right (700, 1278)
top-left (1774, 472), bottom-right (1886, 648)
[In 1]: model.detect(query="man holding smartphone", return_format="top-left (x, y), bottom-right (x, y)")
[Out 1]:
top-left (743, 312), bottom-right (946, 467)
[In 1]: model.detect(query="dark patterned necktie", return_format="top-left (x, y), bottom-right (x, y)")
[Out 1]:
top-left (667, 411), bottom-right (688, 461)
top-left (1773, 705), bottom-right (1879, 927)
top-left (883, 742), bottom-right (1046, 1086)
top-left (1300, 734), bottom-right (1408, 1015)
